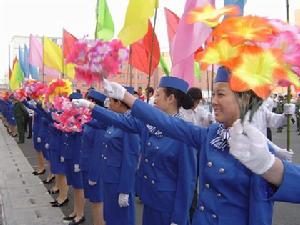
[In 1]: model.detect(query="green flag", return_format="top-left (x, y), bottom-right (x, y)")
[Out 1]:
top-left (9, 59), bottom-right (24, 91)
top-left (159, 56), bottom-right (170, 76)
top-left (194, 62), bottom-right (201, 80)
top-left (95, 0), bottom-right (114, 40)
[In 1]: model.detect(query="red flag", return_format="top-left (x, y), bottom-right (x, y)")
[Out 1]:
top-left (129, 21), bottom-right (160, 75)
top-left (164, 8), bottom-right (180, 52)
top-left (63, 29), bottom-right (78, 58)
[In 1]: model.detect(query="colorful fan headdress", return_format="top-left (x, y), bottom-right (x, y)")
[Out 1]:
top-left (45, 79), bottom-right (72, 103)
top-left (187, 3), bottom-right (300, 100)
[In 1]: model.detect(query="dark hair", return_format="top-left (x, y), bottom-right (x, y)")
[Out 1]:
top-left (76, 89), bottom-right (81, 94)
top-left (187, 87), bottom-right (202, 101)
top-left (112, 98), bottom-right (130, 109)
top-left (163, 87), bottom-right (192, 110)
top-left (146, 87), bottom-right (154, 95)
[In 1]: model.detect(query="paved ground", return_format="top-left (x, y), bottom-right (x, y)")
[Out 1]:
top-left (0, 122), bottom-right (299, 225)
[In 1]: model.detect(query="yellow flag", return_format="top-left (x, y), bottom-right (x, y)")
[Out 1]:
top-left (44, 36), bottom-right (75, 79)
top-left (9, 60), bottom-right (24, 91)
top-left (118, 0), bottom-right (158, 46)
top-left (43, 36), bottom-right (63, 72)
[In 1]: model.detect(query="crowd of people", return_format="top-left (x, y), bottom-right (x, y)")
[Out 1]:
top-left (0, 67), bottom-right (300, 225)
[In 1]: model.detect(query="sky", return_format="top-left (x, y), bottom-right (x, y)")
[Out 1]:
top-left (0, 0), bottom-right (300, 83)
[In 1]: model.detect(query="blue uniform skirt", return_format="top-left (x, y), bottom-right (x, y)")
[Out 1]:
top-left (103, 182), bottom-right (135, 225)
top-left (33, 134), bottom-right (43, 152)
top-left (64, 159), bottom-right (83, 189)
top-left (49, 151), bottom-right (65, 175)
top-left (142, 205), bottom-right (182, 225)
top-left (82, 171), bottom-right (103, 203)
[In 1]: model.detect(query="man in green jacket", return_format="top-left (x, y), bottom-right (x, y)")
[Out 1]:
top-left (12, 98), bottom-right (28, 144)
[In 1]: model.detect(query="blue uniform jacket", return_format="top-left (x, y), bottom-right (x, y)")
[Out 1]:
top-left (92, 106), bottom-right (196, 225)
top-left (61, 132), bottom-right (82, 162)
top-left (80, 120), bottom-right (106, 183)
top-left (130, 100), bottom-right (279, 225)
top-left (92, 109), bottom-right (140, 195)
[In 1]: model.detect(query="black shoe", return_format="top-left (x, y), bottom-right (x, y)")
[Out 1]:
top-left (52, 198), bottom-right (69, 207)
top-left (27, 136), bottom-right (32, 139)
top-left (63, 214), bottom-right (76, 221)
top-left (17, 141), bottom-right (24, 144)
top-left (50, 200), bottom-right (57, 204)
top-left (32, 169), bottom-right (46, 175)
top-left (68, 217), bottom-right (85, 225)
top-left (43, 176), bottom-right (55, 184)
top-left (48, 189), bottom-right (59, 194)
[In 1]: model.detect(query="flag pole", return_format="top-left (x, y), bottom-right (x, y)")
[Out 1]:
top-left (286, 0), bottom-right (291, 151)
top-left (42, 36), bottom-right (45, 84)
top-left (8, 44), bottom-right (11, 85)
top-left (62, 29), bottom-right (65, 79)
top-left (146, 7), bottom-right (158, 103)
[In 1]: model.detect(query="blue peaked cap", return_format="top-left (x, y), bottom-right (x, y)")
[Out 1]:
top-left (159, 76), bottom-right (189, 93)
top-left (124, 86), bottom-right (134, 94)
top-left (69, 92), bottom-right (83, 100)
top-left (214, 67), bottom-right (230, 83)
top-left (87, 90), bottom-right (106, 102)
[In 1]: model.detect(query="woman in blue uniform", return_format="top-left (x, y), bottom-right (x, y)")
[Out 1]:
top-left (98, 68), bottom-right (300, 225)
top-left (80, 90), bottom-right (106, 225)
top-left (61, 92), bottom-right (85, 225)
top-left (75, 87), bottom-right (140, 225)
top-left (73, 79), bottom-right (196, 225)
top-left (7, 99), bottom-right (17, 137)
top-left (24, 100), bottom-right (46, 175)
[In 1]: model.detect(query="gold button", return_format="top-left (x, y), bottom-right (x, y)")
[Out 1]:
top-left (212, 214), bottom-right (217, 219)
top-left (151, 180), bottom-right (155, 184)
top-left (217, 193), bottom-right (222, 197)
top-left (147, 142), bottom-right (151, 146)
top-left (151, 163), bottom-right (155, 167)
top-left (205, 183), bottom-right (210, 188)
top-left (144, 175), bottom-right (148, 179)
top-left (199, 206), bottom-right (205, 211)
top-left (207, 162), bottom-right (213, 167)
top-left (145, 158), bottom-right (148, 163)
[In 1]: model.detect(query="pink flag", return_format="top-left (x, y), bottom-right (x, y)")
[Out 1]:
top-left (171, 0), bottom-right (215, 86)
top-left (29, 34), bottom-right (61, 78)
top-left (29, 35), bottom-right (43, 68)
top-left (164, 8), bottom-right (179, 54)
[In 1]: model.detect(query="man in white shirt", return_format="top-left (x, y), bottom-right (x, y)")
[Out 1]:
top-left (180, 87), bottom-right (212, 127)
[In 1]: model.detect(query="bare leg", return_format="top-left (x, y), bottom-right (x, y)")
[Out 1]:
top-left (73, 188), bottom-right (85, 221)
top-left (56, 174), bottom-right (68, 203)
top-left (91, 202), bottom-right (105, 225)
top-left (37, 152), bottom-right (45, 172)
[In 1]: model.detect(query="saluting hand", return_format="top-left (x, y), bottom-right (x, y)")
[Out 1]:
top-left (72, 99), bottom-right (93, 109)
top-left (103, 79), bottom-right (126, 100)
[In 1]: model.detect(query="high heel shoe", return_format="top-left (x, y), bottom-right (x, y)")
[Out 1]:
top-left (42, 176), bottom-right (55, 184)
top-left (48, 189), bottom-right (59, 194)
top-left (32, 169), bottom-right (46, 175)
top-left (51, 198), bottom-right (69, 207)
top-left (68, 217), bottom-right (85, 225)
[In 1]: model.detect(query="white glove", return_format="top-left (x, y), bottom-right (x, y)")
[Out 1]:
top-left (72, 99), bottom-right (92, 108)
top-left (74, 164), bottom-right (81, 172)
top-left (45, 143), bottom-right (49, 149)
top-left (37, 137), bottom-right (41, 143)
top-left (88, 180), bottom-right (97, 186)
top-left (118, 193), bottom-right (129, 207)
top-left (273, 147), bottom-right (293, 162)
top-left (284, 103), bottom-right (295, 115)
top-left (103, 79), bottom-right (126, 100)
top-left (228, 120), bottom-right (275, 175)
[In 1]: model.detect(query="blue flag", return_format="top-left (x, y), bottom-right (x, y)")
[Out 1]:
top-left (24, 45), bottom-right (39, 80)
top-left (18, 47), bottom-right (27, 76)
top-left (224, 0), bottom-right (246, 15)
